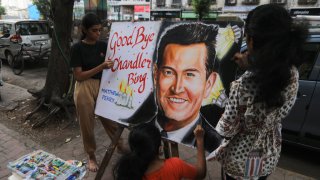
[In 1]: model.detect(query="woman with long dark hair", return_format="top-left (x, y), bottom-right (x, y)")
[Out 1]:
top-left (70, 13), bottom-right (123, 172)
top-left (114, 123), bottom-right (206, 180)
top-left (208, 4), bottom-right (308, 180)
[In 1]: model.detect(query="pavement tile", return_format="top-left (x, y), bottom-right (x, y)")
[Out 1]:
top-left (0, 85), bottom-right (317, 180)
top-left (0, 134), bottom-right (11, 142)
top-left (0, 168), bottom-right (11, 180)
top-left (0, 119), bottom-right (318, 180)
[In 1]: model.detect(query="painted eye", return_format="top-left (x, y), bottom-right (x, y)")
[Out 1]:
top-left (164, 70), bottom-right (173, 75)
top-left (162, 69), bottom-right (174, 76)
top-left (186, 72), bottom-right (195, 77)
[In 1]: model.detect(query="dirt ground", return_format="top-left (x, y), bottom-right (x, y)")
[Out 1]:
top-left (0, 60), bottom-right (80, 150)
top-left (0, 26), bottom-right (109, 150)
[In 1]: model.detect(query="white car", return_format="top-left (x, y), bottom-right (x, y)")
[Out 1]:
top-left (0, 19), bottom-right (51, 66)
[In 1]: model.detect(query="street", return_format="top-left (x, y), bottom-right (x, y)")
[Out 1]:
top-left (0, 61), bottom-right (319, 179)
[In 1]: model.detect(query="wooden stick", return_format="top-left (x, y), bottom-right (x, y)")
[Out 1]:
top-left (95, 126), bottom-right (124, 180)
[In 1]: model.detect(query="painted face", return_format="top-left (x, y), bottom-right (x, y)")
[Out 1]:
top-left (85, 24), bottom-right (102, 42)
top-left (155, 43), bottom-right (215, 128)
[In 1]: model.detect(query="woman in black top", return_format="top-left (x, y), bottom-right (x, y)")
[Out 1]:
top-left (70, 13), bottom-right (122, 172)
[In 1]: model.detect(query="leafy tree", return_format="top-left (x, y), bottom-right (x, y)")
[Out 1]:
top-left (27, 0), bottom-right (75, 127)
top-left (32, 0), bottom-right (51, 19)
top-left (0, 6), bottom-right (6, 16)
top-left (192, 0), bottom-right (211, 20)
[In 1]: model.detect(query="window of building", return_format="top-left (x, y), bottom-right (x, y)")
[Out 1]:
top-left (171, 0), bottom-right (182, 8)
top-left (156, 0), bottom-right (165, 7)
top-left (298, 0), bottom-right (318, 5)
top-left (225, 0), bottom-right (237, 6)
top-left (270, 0), bottom-right (286, 4)
top-left (242, 0), bottom-right (259, 5)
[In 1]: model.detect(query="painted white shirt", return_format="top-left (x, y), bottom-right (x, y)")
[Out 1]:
top-left (155, 114), bottom-right (199, 143)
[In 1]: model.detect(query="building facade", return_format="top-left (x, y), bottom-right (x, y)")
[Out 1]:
top-left (108, 0), bottom-right (150, 20)
top-left (74, 0), bottom-right (320, 21)
top-left (150, 0), bottom-right (320, 20)
top-left (1, 0), bottom-right (33, 19)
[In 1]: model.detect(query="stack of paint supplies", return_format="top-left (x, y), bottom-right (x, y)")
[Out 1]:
top-left (7, 150), bottom-right (86, 180)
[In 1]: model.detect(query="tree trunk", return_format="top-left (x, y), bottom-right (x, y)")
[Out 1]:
top-left (26, 0), bottom-right (76, 127)
top-left (44, 0), bottom-right (74, 102)
top-left (199, 13), bottom-right (202, 21)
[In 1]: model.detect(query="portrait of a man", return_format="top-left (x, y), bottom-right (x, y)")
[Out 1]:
top-left (95, 21), bottom-right (242, 153)
top-left (152, 22), bottom-right (224, 152)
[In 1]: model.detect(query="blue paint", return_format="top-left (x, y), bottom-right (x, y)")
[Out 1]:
top-left (28, 5), bottom-right (40, 20)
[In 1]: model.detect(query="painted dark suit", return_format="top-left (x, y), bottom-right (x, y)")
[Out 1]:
top-left (150, 103), bottom-right (223, 153)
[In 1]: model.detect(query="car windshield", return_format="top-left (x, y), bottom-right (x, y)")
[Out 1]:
top-left (15, 22), bottom-right (49, 35)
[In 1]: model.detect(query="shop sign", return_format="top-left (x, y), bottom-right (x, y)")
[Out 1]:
top-left (290, 8), bottom-right (320, 16)
top-left (150, 10), bottom-right (181, 18)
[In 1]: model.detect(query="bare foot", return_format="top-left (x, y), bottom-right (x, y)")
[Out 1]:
top-left (88, 155), bottom-right (99, 172)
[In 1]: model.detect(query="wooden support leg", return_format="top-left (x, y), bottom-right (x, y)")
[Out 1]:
top-left (95, 126), bottom-right (124, 180)
top-left (170, 142), bottom-right (179, 157)
top-left (163, 140), bottom-right (170, 159)
top-left (163, 140), bottom-right (179, 158)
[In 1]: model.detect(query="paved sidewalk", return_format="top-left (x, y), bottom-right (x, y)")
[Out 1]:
top-left (0, 122), bottom-right (316, 180)
top-left (0, 83), bottom-right (316, 180)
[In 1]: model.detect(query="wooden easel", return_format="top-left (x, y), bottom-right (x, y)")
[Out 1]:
top-left (95, 126), bottom-right (180, 179)
top-left (95, 126), bottom-right (124, 180)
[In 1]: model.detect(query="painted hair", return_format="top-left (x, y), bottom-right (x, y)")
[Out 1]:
top-left (155, 22), bottom-right (219, 79)
top-left (80, 12), bottom-right (101, 40)
top-left (113, 123), bottom-right (161, 180)
top-left (245, 4), bottom-right (307, 107)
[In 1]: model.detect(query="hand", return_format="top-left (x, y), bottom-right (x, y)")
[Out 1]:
top-left (194, 125), bottom-right (204, 141)
top-left (233, 51), bottom-right (249, 70)
top-left (101, 60), bottom-right (114, 69)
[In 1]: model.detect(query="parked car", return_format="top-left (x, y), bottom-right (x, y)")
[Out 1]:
top-left (240, 27), bottom-right (320, 151)
top-left (0, 19), bottom-right (51, 66)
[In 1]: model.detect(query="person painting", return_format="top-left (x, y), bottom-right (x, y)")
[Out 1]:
top-left (207, 4), bottom-right (308, 180)
top-left (152, 22), bottom-right (223, 153)
top-left (70, 13), bottom-right (124, 172)
top-left (113, 123), bottom-right (206, 180)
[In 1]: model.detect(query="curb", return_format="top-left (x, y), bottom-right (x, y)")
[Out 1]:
top-left (0, 83), bottom-right (33, 110)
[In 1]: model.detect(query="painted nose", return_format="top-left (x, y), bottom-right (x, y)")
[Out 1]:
top-left (171, 75), bottom-right (184, 94)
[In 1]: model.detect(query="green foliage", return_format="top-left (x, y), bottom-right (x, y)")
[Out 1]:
top-left (0, 6), bottom-right (6, 16)
top-left (191, 0), bottom-right (211, 20)
top-left (32, 0), bottom-right (51, 19)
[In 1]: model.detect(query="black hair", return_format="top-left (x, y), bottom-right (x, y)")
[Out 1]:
top-left (113, 123), bottom-right (161, 180)
top-left (245, 4), bottom-right (307, 107)
top-left (155, 22), bottom-right (219, 78)
top-left (80, 12), bottom-right (101, 40)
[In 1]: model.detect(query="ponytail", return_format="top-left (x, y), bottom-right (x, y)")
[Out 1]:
top-left (113, 124), bottom-right (161, 180)
top-left (245, 4), bottom-right (308, 107)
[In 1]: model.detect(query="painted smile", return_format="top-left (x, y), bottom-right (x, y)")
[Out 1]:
top-left (168, 97), bottom-right (186, 103)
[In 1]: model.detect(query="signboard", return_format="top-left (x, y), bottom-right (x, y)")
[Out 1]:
top-left (150, 10), bottom-right (181, 18)
top-left (95, 21), bottom-right (161, 125)
top-left (95, 21), bottom-right (244, 153)
top-left (28, 5), bottom-right (40, 20)
top-left (290, 8), bottom-right (320, 16)
top-left (181, 11), bottom-right (218, 19)
top-left (134, 5), bottom-right (150, 13)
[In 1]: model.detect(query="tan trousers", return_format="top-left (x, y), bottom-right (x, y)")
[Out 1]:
top-left (74, 78), bottom-right (119, 156)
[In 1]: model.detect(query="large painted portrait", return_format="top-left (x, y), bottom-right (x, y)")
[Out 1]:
top-left (95, 21), bottom-right (243, 153)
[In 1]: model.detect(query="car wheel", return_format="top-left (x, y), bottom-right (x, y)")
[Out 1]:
top-left (6, 52), bottom-right (14, 67)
